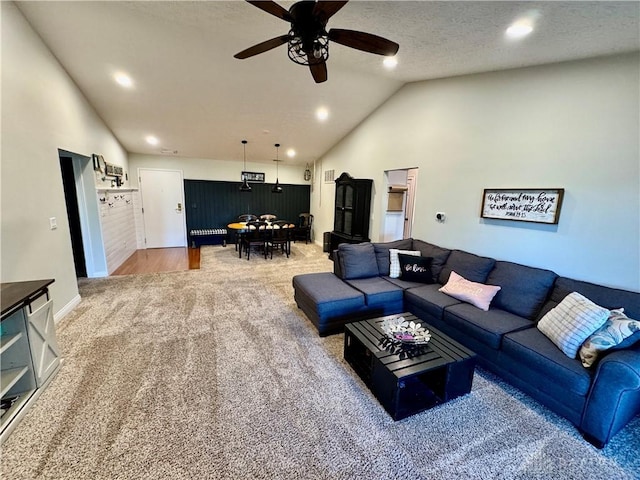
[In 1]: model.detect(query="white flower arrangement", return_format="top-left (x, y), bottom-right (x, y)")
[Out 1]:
top-left (381, 316), bottom-right (431, 345)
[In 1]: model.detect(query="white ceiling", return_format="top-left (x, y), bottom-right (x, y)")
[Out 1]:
top-left (16, 1), bottom-right (640, 166)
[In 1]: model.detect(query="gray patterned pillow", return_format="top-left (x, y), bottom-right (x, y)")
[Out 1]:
top-left (537, 292), bottom-right (610, 358)
top-left (579, 309), bottom-right (640, 367)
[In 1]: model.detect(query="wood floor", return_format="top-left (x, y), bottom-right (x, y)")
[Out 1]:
top-left (112, 247), bottom-right (200, 275)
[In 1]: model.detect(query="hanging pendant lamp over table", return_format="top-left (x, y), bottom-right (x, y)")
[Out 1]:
top-left (272, 143), bottom-right (283, 194)
top-left (240, 139), bottom-right (252, 192)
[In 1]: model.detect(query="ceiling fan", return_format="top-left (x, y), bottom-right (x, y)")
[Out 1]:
top-left (234, 0), bottom-right (399, 83)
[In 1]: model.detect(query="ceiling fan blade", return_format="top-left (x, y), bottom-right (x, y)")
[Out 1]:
top-left (313, 1), bottom-right (349, 22)
top-left (308, 58), bottom-right (328, 83)
top-left (328, 28), bottom-right (399, 56)
top-left (246, 1), bottom-right (293, 22)
top-left (234, 35), bottom-right (289, 59)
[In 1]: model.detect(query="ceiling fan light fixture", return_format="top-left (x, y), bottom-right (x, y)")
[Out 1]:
top-left (240, 139), bottom-right (252, 192)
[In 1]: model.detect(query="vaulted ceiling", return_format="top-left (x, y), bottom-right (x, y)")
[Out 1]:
top-left (16, 1), bottom-right (640, 165)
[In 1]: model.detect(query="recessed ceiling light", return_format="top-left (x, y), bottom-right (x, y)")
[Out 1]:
top-left (506, 21), bottom-right (534, 39)
top-left (383, 56), bottom-right (398, 69)
top-left (114, 72), bottom-right (133, 88)
top-left (145, 135), bottom-right (159, 146)
top-left (286, 149), bottom-right (296, 158)
top-left (316, 107), bottom-right (329, 121)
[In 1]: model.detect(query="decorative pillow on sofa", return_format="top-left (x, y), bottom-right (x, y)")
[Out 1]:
top-left (338, 243), bottom-right (379, 279)
top-left (398, 254), bottom-right (433, 284)
top-left (389, 249), bottom-right (421, 278)
top-left (373, 239), bottom-right (413, 276)
top-left (578, 309), bottom-right (640, 367)
top-left (537, 291), bottom-right (610, 359)
top-left (438, 271), bottom-right (501, 311)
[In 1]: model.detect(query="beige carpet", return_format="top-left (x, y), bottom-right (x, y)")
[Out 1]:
top-left (1, 243), bottom-right (638, 479)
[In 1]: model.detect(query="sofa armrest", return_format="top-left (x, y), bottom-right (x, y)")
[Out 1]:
top-left (581, 347), bottom-right (640, 447)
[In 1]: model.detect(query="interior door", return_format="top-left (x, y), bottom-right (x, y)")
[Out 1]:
top-left (139, 168), bottom-right (187, 248)
top-left (403, 169), bottom-right (418, 239)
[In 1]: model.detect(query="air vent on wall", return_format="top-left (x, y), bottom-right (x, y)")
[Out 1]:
top-left (324, 169), bottom-right (335, 183)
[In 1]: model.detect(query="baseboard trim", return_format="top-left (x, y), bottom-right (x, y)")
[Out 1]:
top-left (54, 294), bottom-right (81, 324)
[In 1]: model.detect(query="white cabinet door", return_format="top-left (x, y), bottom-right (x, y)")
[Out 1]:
top-left (26, 299), bottom-right (60, 387)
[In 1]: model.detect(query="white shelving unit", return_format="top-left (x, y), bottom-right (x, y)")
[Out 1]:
top-left (1, 280), bottom-right (60, 443)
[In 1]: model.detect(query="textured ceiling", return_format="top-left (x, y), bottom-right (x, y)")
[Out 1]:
top-left (15, 1), bottom-right (640, 165)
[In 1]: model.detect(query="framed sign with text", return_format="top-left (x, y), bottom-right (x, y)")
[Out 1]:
top-left (481, 188), bottom-right (564, 224)
top-left (241, 171), bottom-right (265, 183)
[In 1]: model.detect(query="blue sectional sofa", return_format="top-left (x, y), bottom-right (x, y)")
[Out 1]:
top-left (292, 239), bottom-right (640, 447)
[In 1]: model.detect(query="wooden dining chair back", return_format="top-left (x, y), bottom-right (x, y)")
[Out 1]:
top-left (268, 221), bottom-right (291, 258)
top-left (242, 221), bottom-right (268, 260)
top-left (293, 213), bottom-right (313, 244)
top-left (238, 214), bottom-right (258, 222)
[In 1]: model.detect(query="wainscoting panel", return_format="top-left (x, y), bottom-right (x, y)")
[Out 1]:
top-left (98, 191), bottom-right (137, 274)
top-left (184, 180), bottom-right (311, 232)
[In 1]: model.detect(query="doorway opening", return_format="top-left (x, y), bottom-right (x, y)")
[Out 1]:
top-left (381, 168), bottom-right (419, 242)
top-left (59, 155), bottom-right (87, 277)
top-left (57, 149), bottom-right (108, 278)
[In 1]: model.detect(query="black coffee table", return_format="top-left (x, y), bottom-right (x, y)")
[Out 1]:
top-left (344, 313), bottom-right (477, 420)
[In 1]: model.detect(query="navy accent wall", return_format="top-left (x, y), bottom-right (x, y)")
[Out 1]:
top-left (184, 179), bottom-right (310, 232)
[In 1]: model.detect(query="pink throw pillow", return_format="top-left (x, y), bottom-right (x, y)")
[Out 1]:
top-left (439, 271), bottom-right (501, 311)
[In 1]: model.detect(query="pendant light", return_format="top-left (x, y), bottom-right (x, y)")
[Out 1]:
top-left (271, 143), bottom-right (283, 194)
top-left (239, 139), bottom-right (252, 192)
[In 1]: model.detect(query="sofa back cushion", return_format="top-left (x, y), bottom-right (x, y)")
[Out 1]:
top-left (438, 250), bottom-right (496, 285)
top-left (538, 277), bottom-right (640, 322)
top-left (487, 261), bottom-right (557, 320)
top-left (338, 242), bottom-right (379, 279)
top-left (373, 239), bottom-right (413, 276)
top-left (412, 240), bottom-right (451, 283)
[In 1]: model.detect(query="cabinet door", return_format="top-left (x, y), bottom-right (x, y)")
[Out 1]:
top-left (26, 299), bottom-right (60, 387)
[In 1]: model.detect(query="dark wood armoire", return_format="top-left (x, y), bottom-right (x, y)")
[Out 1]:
top-left (330, 172), bottom-right (373, 256)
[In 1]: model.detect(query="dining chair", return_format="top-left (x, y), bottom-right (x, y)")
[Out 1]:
top-left (293, 213), bottom-right (313, 244)
top-left (267, 220), bottom-right (291, 258)
top-left (241, 221), bottom-right (268, 260)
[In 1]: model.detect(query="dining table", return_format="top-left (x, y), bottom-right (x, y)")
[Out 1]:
top-left (226, 221), bottom-right (295, 258)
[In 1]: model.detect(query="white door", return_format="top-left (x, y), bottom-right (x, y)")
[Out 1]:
top-left (139, 168), bottom-right (187, 248)
top-left (403, 169), bottom-right (418, 239)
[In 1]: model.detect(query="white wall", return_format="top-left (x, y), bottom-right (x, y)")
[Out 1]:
top-left (312, 54), bottom-right (640, 291)
top-left (128, 153), bottom-right (310, 187)
top-left (1, 3), bottom-right (129, 315)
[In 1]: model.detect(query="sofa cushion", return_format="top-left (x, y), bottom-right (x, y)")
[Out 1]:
top-left (404, 284), bottom-right (461, 320)
top-left (338, 242), bottom-right (379, 279)
top-left (398, 254), bottom-right (433, 284)
top-left (443, 303), bottom-right (532, 349)
top-left (579, 309), bottom-right (640, 367)
top-left (346, 277), bottom-right (404, 308)
top-left (439, 271), bottom-right (501, 311)
top-left (412, 240), bottom-right (451, 282)
top-left (486, 261), bottom-right (557, 320)
top-left (373, 239), bottom-right (413, 276)
top-left (537, 292), bottom-right (610, 358)
top-left (292, 272), bottom-right (365, 318)
top-left (544, 277), bottom-right (640, 321)
top-left (502, 327), bottom-right (592, 396)
top-left (438, 250), bottom-right (496, 285)
top-left (389, 249), bottom-right (421, 278)
top-left (382, 276), bottom-right (425, 290)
